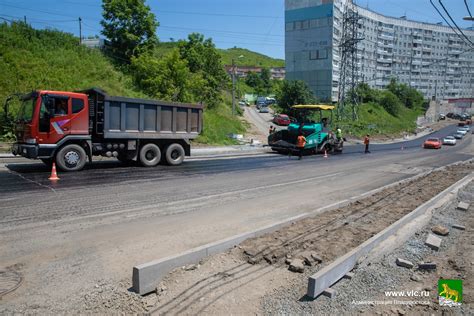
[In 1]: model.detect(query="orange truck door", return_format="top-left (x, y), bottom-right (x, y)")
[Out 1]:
top-left (37, 94), bottom-right (71, 145)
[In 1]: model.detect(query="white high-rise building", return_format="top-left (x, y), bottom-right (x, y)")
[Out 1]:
top-left (285, 0), bottom-right (474, 102)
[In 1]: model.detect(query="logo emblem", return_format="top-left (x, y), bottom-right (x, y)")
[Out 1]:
top-left (438, 279), bottom-right (462, 306)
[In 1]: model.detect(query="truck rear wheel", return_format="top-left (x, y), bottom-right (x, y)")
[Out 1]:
top-left (165, 143), bottom-right (185, 166)
top-left (139, 143), bottom-right (161, 167)
top-left (56, 144), bottom-right (87, 172)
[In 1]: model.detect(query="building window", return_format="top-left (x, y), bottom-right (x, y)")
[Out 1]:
top-left (310, 48), bottom-right (329, 60)
top-left (285, 22), bottom-right (294, 31)
top-left (302, 20), bottom-right (309, 29)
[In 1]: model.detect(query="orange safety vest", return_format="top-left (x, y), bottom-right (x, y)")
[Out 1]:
top-left (364, 136), bottom-right (369, 145)
top-left (296, 135), bottom-right (306, 148)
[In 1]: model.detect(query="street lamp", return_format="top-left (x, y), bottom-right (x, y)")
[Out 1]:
top-left (232, 55), bottom-right (244, 116)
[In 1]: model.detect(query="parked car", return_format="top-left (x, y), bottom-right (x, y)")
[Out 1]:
top-left (423, 138), bottom-right (442, 149)
top-left (273, 114), bottom-right (291, 126)
top-left (459, 125), bottom-right (470, 132)
top-left (259, 106), bottom-right (270, 113)
top-left (442, 136), bottom-right (456, 145)
top-left (457, 129), bottom-right (467, 135)
top-left (453, 133), bottom-right (464, 139)
top-left (439, 113), bottom-right (446, 120)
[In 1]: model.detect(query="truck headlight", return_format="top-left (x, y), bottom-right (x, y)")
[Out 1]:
top-left (26, 138), bottom-right (37, 144)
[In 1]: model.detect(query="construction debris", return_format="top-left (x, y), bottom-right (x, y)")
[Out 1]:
top-left (288, 259), bottom-right (305, 273)
top-left (452, 224), bottom-right (466, 230)
top-left (418, 262), bottom-right (437, 270)
top-left (457, 201), bottom-right (470, 211)
top-left (322, 288), bottom-right (337, 298)
top-left (396, 258), bottom-right (414, 269)
top-left (425, 234), bottom-right (442, 251)
top-left (431, 225), bottom-right (449, 236)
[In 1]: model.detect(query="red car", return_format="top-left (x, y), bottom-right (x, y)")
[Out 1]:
top-left (273, 114), bottom-right (291, 126)
top-left (423, 138), bottom-right (442, 149)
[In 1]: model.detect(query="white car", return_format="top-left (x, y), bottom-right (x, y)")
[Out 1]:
top-left (456, 129), bottom-right (467, 135)
top-left (442, 136), bottom-right (456, 145)
top-left (459, 125), bottom-right (470, 132)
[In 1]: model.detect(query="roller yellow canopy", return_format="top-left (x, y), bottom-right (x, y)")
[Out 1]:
top-left (291, 104), bottom-right (335, 110)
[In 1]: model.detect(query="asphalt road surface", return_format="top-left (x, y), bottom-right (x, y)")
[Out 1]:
top-left (0, 124), bottom-right (472, 312)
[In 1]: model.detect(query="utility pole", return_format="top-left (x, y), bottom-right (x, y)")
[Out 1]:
top-left (23, 16), bottom-right (27, 24)
top-left (231, 58), bottom-right (236, 116)
top-left (337, 1), bottom-right (362, 121)
top-left (78, 17), bottom-right (82, 45)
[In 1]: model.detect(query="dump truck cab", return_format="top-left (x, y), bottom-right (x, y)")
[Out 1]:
top-left (12, 90), bottom-right (89, 160)
top-left (268, 104), bottom-right (343, 155)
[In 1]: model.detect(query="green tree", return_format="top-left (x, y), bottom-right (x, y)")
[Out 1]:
top-left (178, 33), bottom-right (228, 108)
top-left (355, 82), bottom-right (378, 103)
top-left (276, 80), bottom-right (316, 113)
top-left (387, 78), bottom-right (424, 109)
top-left (379, 90), bottom-right (402, 116)
top-left (245, 71), bottom-right (262, 89)
top-left (131, 49), bottom-right (204, 102)
top-left (260, 68), bottom-right (272, 94)
top-left (101, 0), bottom-right (158, 63)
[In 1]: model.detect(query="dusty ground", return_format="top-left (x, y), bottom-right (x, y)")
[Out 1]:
top-left (139, 162), bottom-right (473, 315)
top-left (263, 181), bottom-right (474, 315)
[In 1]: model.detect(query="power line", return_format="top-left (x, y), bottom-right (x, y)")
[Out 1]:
top-left (429, 0), bottom-right (474, 49)
top-left (61, 1), bottom-right (284, 19)
top-left (465, 0), bottom-right (473, 18)
top-left (438, 0), bottom-right (474, 46)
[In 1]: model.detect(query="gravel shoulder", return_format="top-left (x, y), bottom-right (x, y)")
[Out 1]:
top-left (263, 179), bottom-right (474, 315)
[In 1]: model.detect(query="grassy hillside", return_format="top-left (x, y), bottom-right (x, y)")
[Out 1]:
top-left (154, 42), bottom-right (285, 68)
top-left (218, 47), bottom-right (285, 68)
top-left (338, 102), bottom-right (423, 137)
top-left (0, 22), bottom-right (246, 145)
top-left (0, 22), bottom-right (144, 116)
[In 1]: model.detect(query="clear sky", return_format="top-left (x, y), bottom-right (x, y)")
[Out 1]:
top-left (0, 0), bottom-right (472, 60)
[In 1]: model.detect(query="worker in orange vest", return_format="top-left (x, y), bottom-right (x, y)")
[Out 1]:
top-left (296, 132), bottom-right (307, 160)
top-left (364, 134), bottom-right (370, 153)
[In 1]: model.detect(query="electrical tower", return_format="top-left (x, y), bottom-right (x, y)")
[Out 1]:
top-left (337, 1), bottom-right (362, 121)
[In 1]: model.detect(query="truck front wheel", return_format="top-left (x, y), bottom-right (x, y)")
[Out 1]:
top-left (56, 144), bottom-right (87, 171)
top-left (165, 143), bottom-right (185, 166)
top-left (139, 143), bottom-right (161, 167)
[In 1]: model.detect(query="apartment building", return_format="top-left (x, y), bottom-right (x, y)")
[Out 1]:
top-left (285, 0), bottom-right (474, 101)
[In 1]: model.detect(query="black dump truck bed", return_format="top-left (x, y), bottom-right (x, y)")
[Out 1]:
top-left (83, 88), bottom-right (203, 140)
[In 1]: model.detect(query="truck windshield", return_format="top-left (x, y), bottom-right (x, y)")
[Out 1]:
top-left (17, 97), bottom-right (36, 122)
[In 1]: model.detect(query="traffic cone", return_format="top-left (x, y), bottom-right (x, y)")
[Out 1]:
top-left (324, 150), bottom-right (328, 158)
top-left (49, 162), bottom-right (60, 181)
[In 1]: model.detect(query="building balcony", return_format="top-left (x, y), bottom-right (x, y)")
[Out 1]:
top-left (378, 33), bottom-right (394, 40)
top-left (377, 58), bottom-right (393, 63)
top-left (377, 65), bottom-right (392, 71)
top-left (413, 38), bottom-right (423, 44)
top-left (422, 46), bottom-right (432, 51)
top-left (377, 49), bottom-right (391, 55)
top-left (448, 49), bottom-right (463, 55)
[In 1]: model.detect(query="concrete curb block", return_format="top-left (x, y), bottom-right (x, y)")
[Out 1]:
top-left (131, 159), bottom-right (473, 295)
top-left (306, 173), bottom-right (473, 299)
